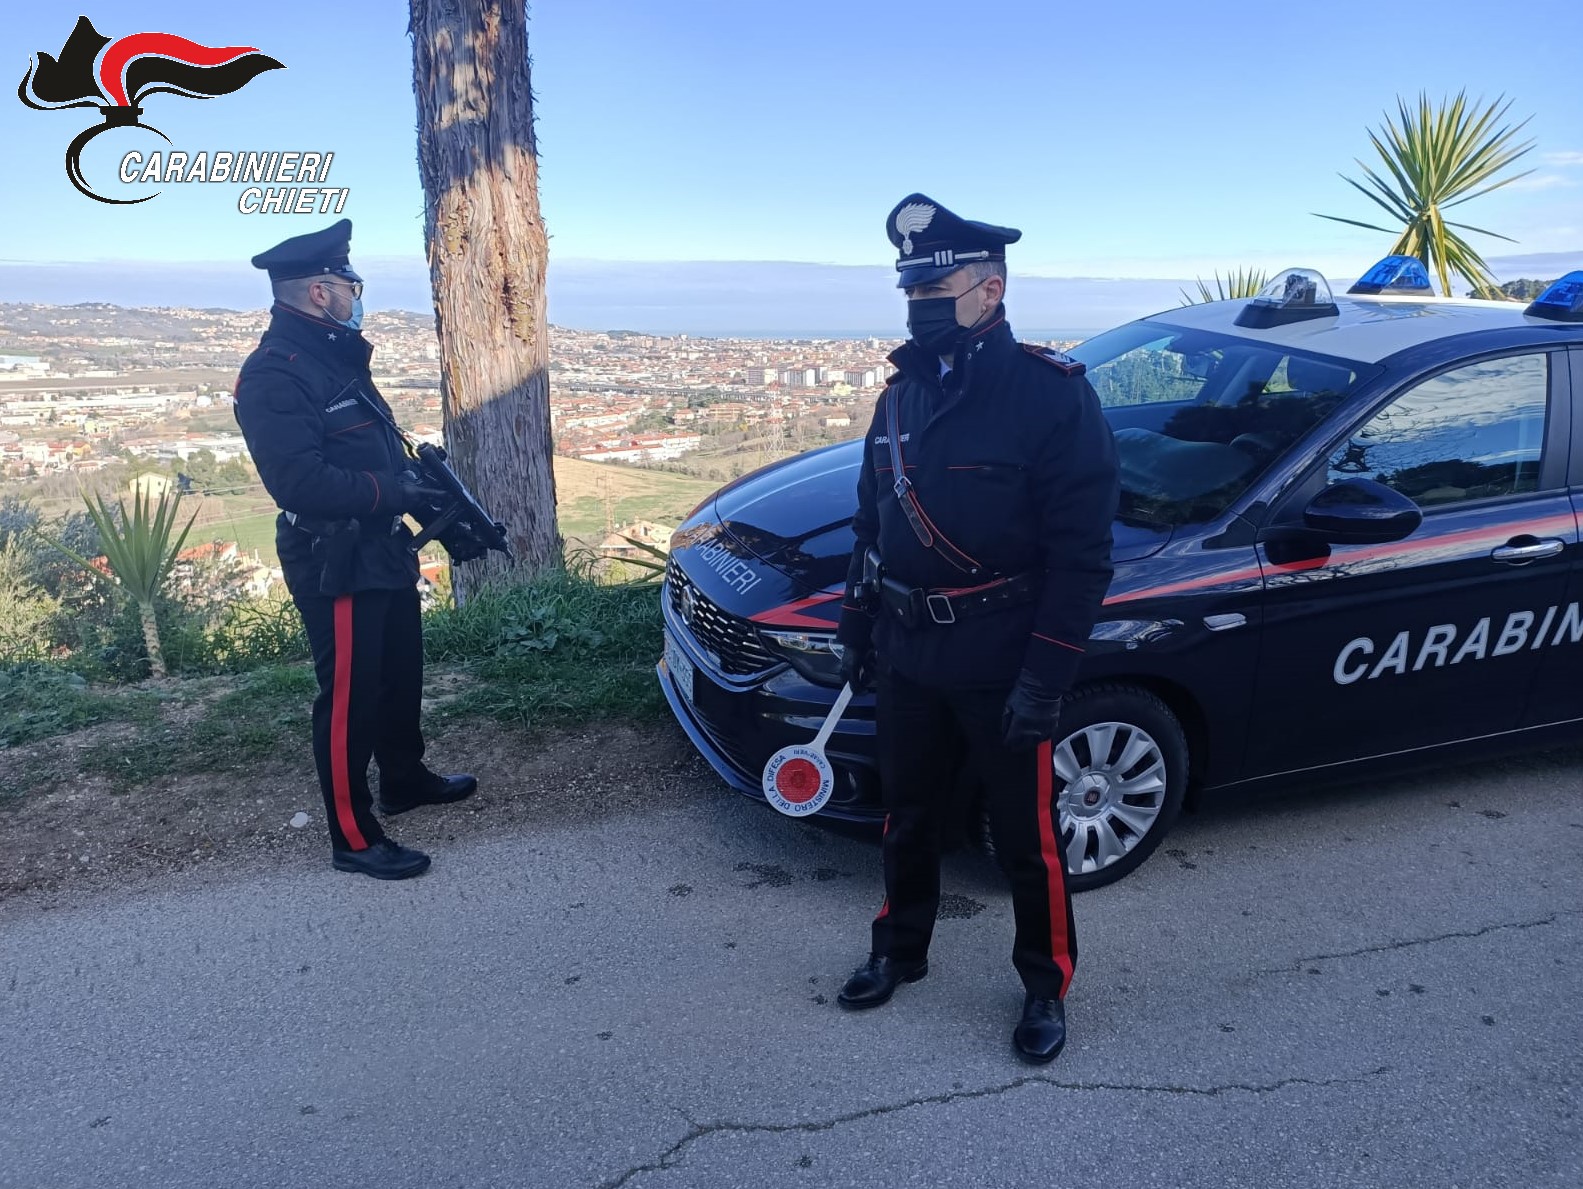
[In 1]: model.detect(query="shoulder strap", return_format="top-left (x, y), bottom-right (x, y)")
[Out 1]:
top-left (884, 387), bottom-right (981, 576)
top-left (342, 379), bottom-right (419, 463)
top-left (1021, 342), bottom-right (1086, 376)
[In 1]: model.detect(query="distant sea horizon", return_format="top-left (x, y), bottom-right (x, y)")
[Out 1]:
top-left (706, 328), bottom-right (1104, 342)
top-left (1, 251), bottom-right (1574, 339)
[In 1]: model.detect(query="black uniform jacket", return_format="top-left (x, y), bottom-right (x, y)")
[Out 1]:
top-left (233, 304), bottom-right (420, 595)
top-left (836, 312), bottom-right (1119, 693)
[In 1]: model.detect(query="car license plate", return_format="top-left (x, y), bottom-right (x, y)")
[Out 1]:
top-left (664, 631), bottom-right (695, 704)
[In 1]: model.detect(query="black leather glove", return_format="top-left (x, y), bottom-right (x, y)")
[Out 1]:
top-left (393, 469), bottom-right (447, 515)
top-left (838, 644), bottom-right (878, 694)
top-left (1001, 669), bottom-right (1064, 750)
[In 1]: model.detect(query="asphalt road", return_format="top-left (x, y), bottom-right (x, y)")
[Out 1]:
top-left (3, 750), bottom-right (1581, 1189)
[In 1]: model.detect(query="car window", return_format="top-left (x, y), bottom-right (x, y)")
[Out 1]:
top-left (1070, 321), bottom-right (1364, 526)
top-left (1083, 333), bottom-right (1217, 406)
top-left (1327, 353), bottom-right (1550, 508)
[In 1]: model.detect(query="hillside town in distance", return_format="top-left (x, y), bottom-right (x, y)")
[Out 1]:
top-left (0, 301), bottom-right (1081, 597)
top-left (0, 302), bottom-right (1084, 482)
top-left (0, 302), bottom-right (915, 481)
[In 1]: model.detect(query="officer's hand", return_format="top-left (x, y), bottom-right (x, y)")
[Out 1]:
top-left (838, 644), bottom-right (878, 694)
top-left (393, 470), bottom-right (447, 514)
top-left (1001, 669), bottom-right (1064, 750)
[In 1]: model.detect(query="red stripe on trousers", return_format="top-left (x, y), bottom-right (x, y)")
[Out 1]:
top-left (1036, 739), bottom-right (1074, 996)
top-left (875, 813), bottom-right (891, 920)
top-left (331, 595), bottom-right (367, 850)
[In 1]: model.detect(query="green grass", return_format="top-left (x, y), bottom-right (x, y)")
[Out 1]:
top-left (198, 505), bottom-right (279, 557)
top-left (14, 454), bottom-right (719, 562)
top-left (0, 666), bottom-right (163, 803)
top-left (423, 567), bottom-right (667, 725)
top-left (78, 664), bottom-right (316, 788)
top-left (173, 489), bottom-right (282, 558)
top-left (183, 457), bottom-right (717, 555)
top-left (0, 667), bottom-right (157, 749)
top-left (155, 464), bottom-right (709, 558)
top-left (552, 456), bottom-right (717, 542)
top-left (7, 569), bottom-right (670, 796)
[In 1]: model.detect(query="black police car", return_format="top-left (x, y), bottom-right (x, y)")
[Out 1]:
top-left (658, 259), bottom-right (1583, 889)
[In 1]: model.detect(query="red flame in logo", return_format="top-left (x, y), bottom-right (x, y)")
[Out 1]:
top-left (98, 33), bottom-right (264, 107)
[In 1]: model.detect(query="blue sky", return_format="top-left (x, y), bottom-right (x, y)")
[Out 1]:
top-left (0, 0), bottom-right (1579, 327)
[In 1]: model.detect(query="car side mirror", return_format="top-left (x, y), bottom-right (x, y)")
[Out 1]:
top-left (1303, 479), bottom-right (1422, 544)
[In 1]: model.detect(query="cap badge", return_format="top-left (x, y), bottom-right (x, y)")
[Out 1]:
top-left (895, 202), bottom-right (936, 256)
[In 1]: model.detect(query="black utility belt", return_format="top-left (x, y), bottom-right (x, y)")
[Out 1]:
top-left (877, 571), bottom-right (1035, 628)
top-left (284, 511), bottom-right (405, 536)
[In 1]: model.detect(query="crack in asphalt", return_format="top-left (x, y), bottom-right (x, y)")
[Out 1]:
top-left (596, 1065), bottom-right (1391, 1188)
top-left (1257, 914), bottom-right (1559, 975)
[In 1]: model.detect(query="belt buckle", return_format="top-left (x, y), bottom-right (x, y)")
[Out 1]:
top-left (925, 593), bottom-right (956, 625)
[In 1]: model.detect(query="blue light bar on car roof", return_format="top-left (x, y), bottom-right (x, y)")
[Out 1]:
top-left (1347, 254), bottom-right (1434, 296)
top-left (1234, 268), bottom-right (1339, 328)
top-left (1524, 271), bottom-right (1583, 322)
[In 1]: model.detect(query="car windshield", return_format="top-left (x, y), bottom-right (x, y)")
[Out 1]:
top-left (1069, 321), bottom-right (1369, 527)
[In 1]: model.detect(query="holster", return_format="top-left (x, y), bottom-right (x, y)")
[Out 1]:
top-left (854, 547), bottom-right (884, 608)
top-left (300, 517), bottom-right (360, 597)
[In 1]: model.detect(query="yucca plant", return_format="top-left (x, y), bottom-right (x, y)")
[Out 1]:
top-left (37, 487), bottom-right (198, 679)
top-left (1179, 268), bottom-right (1270, 306)
top-left (1316, 91), bottom-right (1535, 297)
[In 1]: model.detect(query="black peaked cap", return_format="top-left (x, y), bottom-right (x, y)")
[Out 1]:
top-left (250, 218), bottom-right (363, 283)
top-left (886, 193), bottom-right (1021, 288)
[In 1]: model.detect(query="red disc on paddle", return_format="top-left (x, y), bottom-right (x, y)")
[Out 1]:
top-left (761, 744), bottom-right (836, 816)
top-left (774, 757), bottom-right (823, 804)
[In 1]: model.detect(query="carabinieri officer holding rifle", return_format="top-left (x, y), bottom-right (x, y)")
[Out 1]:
top-left (834, 194), bottom-right (1119, 1063)
top-left (234, 219), bottom-right (476, 881)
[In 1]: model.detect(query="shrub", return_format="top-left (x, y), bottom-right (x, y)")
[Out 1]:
top-left (203, 594), bottom-right (310, 671)
top-left (422, 566), bottom-right (666, 724)
top-left (0, 538), bottom-right (61, 666)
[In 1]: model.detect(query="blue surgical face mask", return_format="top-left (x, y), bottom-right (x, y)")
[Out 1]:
top-left (332, 296), bottom-right (364, 331)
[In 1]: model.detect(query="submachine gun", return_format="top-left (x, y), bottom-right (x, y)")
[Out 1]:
top-left (346, 383), bottom-right (514, 564)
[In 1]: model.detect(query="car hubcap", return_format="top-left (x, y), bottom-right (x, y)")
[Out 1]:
top-left (1052, 721), bottom-right (1168, 875)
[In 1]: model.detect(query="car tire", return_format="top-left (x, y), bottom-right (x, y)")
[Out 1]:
top-left (977, 682), bottom-right (1188, 892)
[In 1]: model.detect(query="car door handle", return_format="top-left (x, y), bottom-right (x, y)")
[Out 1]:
top-left (1203, 613), bottom-right (1247, 632)
top-left (1490, 538), bottom-right (1566, 564)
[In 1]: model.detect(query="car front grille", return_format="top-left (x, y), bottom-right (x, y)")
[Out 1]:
top-left (688, 701), bottom-right (763, 778)
top-left (667, 559), bottom-right (780, 677)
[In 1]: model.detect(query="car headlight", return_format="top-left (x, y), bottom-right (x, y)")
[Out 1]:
top-left (758, 629), bottom-right (844, 686)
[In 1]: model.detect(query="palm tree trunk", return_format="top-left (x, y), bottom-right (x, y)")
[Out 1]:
top-left (410, 0), bottom-right (561, 602)
top-left (137, 599), bottom-right (166, 679)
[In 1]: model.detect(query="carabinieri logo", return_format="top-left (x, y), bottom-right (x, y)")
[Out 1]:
top-left (18, 15), bottom-right (284, 205)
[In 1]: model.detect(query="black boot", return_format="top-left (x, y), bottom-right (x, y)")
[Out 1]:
top-left (1013, 994), bottom-right (1067, 1064)
top-left (377, 773), bottom-right (478, 816)
top-left (332, 839), bottom-right (432, 880)
top-left (837, 954), bottom-right (928, 1010)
